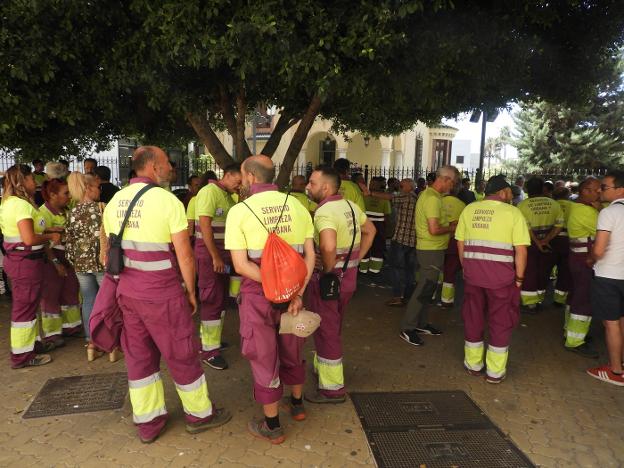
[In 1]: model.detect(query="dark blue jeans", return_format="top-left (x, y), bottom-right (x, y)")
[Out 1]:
top-left (389, 241), bottom-right (417, 298)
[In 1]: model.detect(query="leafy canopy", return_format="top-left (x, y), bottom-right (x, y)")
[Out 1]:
top-left (2, 0), bottom-right (624, 184)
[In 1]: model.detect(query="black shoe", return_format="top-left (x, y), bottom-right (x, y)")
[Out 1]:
top-left (202, 355), bottom-right (229, 370)
top-left (304, 392), bottom-right (346, 404)
top-left (399, 331), bottom-right (423, 346)
top-left (415, 324), bottom-right (442, 335)
top-left (565, 342), bottom-right (599, 359)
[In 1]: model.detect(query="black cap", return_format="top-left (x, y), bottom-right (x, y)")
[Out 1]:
top-left (485, 175), bottom-right (511, 195)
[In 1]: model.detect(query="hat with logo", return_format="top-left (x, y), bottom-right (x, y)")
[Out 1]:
top-left (279, 309), bottom-right (322, 338)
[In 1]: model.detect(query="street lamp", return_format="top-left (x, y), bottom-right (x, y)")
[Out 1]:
top-left (470, 109), bottom-right (499, 185)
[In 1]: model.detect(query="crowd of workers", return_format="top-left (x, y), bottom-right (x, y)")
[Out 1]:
top-left (0, 147), bottom-right (622, 445)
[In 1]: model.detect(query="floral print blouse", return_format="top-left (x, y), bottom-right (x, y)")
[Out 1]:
top-left (65, 201), bottom-right (104, 273)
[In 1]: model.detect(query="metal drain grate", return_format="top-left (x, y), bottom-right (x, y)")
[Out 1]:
top-left (369, 429), bottom-right (534, 468)
top-left (350, 391), bottom-right (535, 468)
top-left (23, 372), bottom-right (128, 419)
top-left (350, 391), bottom-right (491, 430)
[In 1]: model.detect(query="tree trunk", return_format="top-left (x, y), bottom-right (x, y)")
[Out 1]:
top-left (235, 89), bottom-right (251, 160)
top-left (275, 95), bottom-right (322, 188)
top-left (263, 112), bottom-right (300, 157)
top-left (186, 112), bottom-right (235, 168)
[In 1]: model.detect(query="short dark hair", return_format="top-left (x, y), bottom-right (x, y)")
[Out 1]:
top-left (314, 165), bottom-right (341, 192)
top-left (544, 181), bottom-right (554, 192)
top-left (200, 170), bottom-right (218, 186)
top-left (606, 169), bottom-right (624, 188)
top-left (187, 175), bottom-right (199, 185)
top-left (462, 177), bottom-right (471, 184)
top-left (333, 158), bottom-right (350, 175)
top-left (32, 159), bottom-right (43, 165)
top-left (426, 172), bottom-right (436, 183)
top-left (94, 165), bottom-right (112, 181)
top-left (223, 163), bottom-right (241, 176)
top-left (84, 157), bottom-right (97, 165)
top-left (244, 159), bottom-right (274, 183)
top-left (525, 177), bottom-right (544, 197)
top-left (58, 159), bottom-right (70, 167)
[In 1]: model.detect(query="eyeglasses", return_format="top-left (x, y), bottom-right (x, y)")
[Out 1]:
top-left (600, 184), bottom-right (621, 191)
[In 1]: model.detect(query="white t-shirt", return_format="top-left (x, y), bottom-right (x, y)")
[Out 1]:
top-left (594, 198), bottom-right (624, 280)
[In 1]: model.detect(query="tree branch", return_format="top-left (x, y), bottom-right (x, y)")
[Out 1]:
top-left (263, 112), bottom-right (300, 157)
top-left (186, 112), bottom-right (235, 168)
top-left (219, 86), bottom-right (238, 140)
top-left (275, 95), bottom-right (322, 188)
top-left (235, 88), bottom-right (251, 160)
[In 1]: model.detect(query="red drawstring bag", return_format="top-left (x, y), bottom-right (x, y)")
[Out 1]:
top-left (243, 193), bottom-right (307, 305)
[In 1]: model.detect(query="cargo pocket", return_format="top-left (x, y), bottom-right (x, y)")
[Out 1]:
top-left (240, 324), bottom-right (257, 361)
top-left (168, 301), bottom-right (199, 361)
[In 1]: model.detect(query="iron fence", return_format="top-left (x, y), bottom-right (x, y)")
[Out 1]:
top-left (0, 150), bottom-right (611, 189)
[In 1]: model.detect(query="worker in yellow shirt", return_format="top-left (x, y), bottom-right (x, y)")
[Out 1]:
top-left (333, 159), bottom-right (365, 212)
top-left (564, 178), bottom-right (601, 358)
top-left (401, 166), bottom-right (460, 346)
top-left (360, 176), bottom-right (391, 274)
top-left (304, 166), bottom-right (375, 403)
top-left (0, 165), bottom-right (61, 368)
top-left (551, 186), bottom-right (573, 306)
top-left (289, 175), bottom-right (317, 215)
top-left (517, 177), bottom-right (564, 311)
top-left (103, 146), bottom-right (230, 443)
top-left (225, 155), bottom-right (315, 444)
top-left (194, 164), bottom-right (242, 371)
top-left (456, 175), bottom-right (529, 383)
top-left (440, 188), bottom-right (466, 306)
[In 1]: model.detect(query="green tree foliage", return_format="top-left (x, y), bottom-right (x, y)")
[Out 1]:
top-left (514, 56), bottom-right (624, 170)
top-left (2, 1), bottom-right (624, 185)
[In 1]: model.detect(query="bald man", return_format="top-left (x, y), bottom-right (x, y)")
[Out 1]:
top-left (225, 155), bottom-right (316, 444)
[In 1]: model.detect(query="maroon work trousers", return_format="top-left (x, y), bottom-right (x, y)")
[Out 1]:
top-left (118, 293), bottom-right (210, 440)
top-left (4, 254), bottom-right (43, 367)
top-left (238, 292), bottom-right (305, 405)
top-left (567, 253), bottom-right (592, 317)
top-left (462, 282), bottom-right (521, 348)
top-left (521, 243), bottom-right (555, 302)
top-left (306, 274), bottom-right (354, 397)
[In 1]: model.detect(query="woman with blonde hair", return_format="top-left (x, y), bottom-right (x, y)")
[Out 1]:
top-left (65, 172), bottom-right (120, 362)
top-left (0, 165), bottom-right (61, 368)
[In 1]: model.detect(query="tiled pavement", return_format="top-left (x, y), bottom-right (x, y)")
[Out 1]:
top-left (0, 277), bottom-right (622, 467)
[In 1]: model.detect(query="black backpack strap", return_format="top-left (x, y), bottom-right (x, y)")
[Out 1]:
top-left (116, 184), bottom-right (157, 238)
top-left (341, 200), bottom-right (358, 273)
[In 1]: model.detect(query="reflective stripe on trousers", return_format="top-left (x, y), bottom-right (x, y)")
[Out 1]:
top-left (485, 345), bottom-right (509, 378)
top-left (441, 282), bottom-right (455, 304)
top-left (200, 311), bottom-right (225, 352)
top-left (10, 319), bottom-right (38, 354)
top-left (314, 353), bottom-right (344, 391)
top-left (175, 374), bottom-right (213, 419)
top-left (565, 313), bottom-right (591, 348)
top-left (464, 341), bottom-right (484, 371)
top-left (128, 372), bottom-right (167, 424)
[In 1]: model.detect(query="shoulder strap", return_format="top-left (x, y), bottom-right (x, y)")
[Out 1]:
top-left (342, 200), bottom-right (357, 273)
top-left (117, 184), bottom-right (157, 237)
top-left (242, 192), bottom-right (291, 234)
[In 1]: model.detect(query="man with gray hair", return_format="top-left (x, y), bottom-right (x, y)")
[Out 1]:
top-left (400, 166), bottom-right (460, 346)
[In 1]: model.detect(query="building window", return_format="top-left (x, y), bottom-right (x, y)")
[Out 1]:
top-left (456, 155), bottom-right (465, 164)
top-left (414, 135), bottom-right (423, 170)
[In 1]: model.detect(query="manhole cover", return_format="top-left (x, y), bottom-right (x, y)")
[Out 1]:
top-left (23, 372), bottom-right (128, 419)
top-left (350, 391), bottom-right (491, 430)
top-left (369, 429), bottom-right (534, 468)
top-left (350, 391), bottom-right (535, 468)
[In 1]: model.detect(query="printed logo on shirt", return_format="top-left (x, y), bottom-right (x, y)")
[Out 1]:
top-left (216, 207), bottom-right (224, 216)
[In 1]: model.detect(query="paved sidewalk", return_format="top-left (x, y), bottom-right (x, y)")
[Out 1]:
top-left (0, 279), bottom-right (623, 467)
